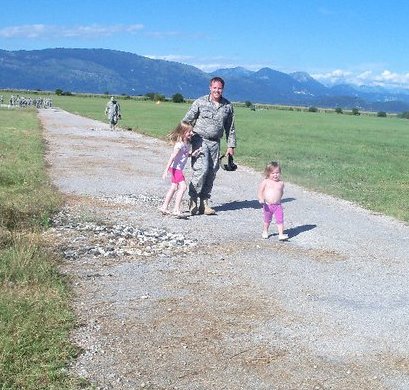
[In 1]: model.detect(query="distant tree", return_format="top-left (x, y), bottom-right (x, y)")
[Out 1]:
top-left (145, 92), bottom-right (155, 101)
top-left (55, 89), bottom-right (63, 96)
top-left (244, 101), bottom-right (252, 107)
top-left (172, 93), bottom-right (185, 103)
top-left (335, 107), bottom-right (343, 114)
top-left (145, 92), bottom-right (165, 101)
top-left (308, 106), bottom-right (318, 112)
top-left (352, 108), bottom-right (360, 115)
top-left (153, 93), bottom-right (166, 102)
top-left (377, 111), bottom-right (387, 117)
top-left (398, 112), bottom-right (409, 119)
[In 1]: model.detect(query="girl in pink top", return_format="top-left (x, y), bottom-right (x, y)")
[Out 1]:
top-left (160, 121), bottom-right (200, 217)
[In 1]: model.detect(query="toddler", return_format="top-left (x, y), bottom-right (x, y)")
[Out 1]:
top-left (257, 161), bottom-right (289, 240)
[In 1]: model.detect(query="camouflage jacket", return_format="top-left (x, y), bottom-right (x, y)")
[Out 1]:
top-left (182, 94), bottom-right (236, 148)
top-left (105, 101), bottom-right (121, 117)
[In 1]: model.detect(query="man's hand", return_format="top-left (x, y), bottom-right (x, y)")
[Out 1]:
top-left (226, 147), bottom-right (235, 156)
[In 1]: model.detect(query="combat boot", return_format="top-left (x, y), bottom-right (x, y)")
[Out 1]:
top-left (189, 197), bottom-right (198, 215)
top-left (199, 199), bottom-right (216, 215)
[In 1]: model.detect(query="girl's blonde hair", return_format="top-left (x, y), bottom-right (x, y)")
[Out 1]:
top-left (264, 161), bottom-right (281, 177)
top-left (167, 121), bottom-right (193, 143)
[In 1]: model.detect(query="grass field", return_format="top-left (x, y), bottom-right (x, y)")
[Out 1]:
top-left (2, 91), bottom-right (409, 223)
top-left (0, 108), bottom-right (85, 389)
top-left (48, 93), bottom-right (409, 223)
top-left (0, 90), bottom-right (408, 387)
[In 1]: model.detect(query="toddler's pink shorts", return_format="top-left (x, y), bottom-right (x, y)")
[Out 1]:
top-left (263, 203), bottom-right (284, 224)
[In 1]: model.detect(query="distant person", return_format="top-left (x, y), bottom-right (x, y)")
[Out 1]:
top-left (159, 121), bottom-right (200, 218)
top-left (182, 76), bottom-right (236, 216)
top-left (257, 161), bottom-right (289, 241)
top-left (105, 96), bottom-right (121, 130)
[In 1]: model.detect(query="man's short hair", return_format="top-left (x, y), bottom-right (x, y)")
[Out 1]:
top-left (210, 76), bottom-right (225, 87)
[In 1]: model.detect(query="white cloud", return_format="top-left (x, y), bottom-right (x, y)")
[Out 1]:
top-left (311, 68), bottom-right (409, 89)
top-left (193, 63), bottom-right (239, 72)
top-left (0, 24), bottom-right (144, 39)
top-left (374, 70), bottom-right (409, 85)
top-left (311, 69), bottom-right (353, 84)
top-left (194, 63), bottom-right (272, 72)
top-left (0, 24), bottom-right (47, 38)
top-left (145, 54), bottom-right (194, 63)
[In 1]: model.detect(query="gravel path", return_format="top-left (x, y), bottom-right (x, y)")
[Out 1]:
top-left (39, 108), bottom-right (409, 390)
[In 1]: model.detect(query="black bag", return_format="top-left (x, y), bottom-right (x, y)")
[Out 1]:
top-left (220, 154), bottom-right (237, 171)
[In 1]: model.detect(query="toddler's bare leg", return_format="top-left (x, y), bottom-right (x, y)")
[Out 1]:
top-left (277, 223), bottom-right (284, 236)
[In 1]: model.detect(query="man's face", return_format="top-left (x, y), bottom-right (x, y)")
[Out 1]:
top-left (209, 81), bottom-right (223, 102)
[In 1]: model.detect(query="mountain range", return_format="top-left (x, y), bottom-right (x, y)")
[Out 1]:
top-left (1, 48), bottom-right (409, 113)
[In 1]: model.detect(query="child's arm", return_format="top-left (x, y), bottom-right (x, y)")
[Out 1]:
top-left (162, 146), bottom-right (180, 179)
top-left (257, 180), bottom-right (266, 204)
top-left (190, 147), bottom-right (202, 158)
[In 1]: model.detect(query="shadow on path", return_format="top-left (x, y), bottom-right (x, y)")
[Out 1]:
top-left (286, 224), bottom-right (317, 238)
top-left (215, 197), bottom-right (296, 212)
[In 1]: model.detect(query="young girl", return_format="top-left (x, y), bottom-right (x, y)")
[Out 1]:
top-left (159, 121), bottom-right (198, 217)
top-left (257, 161), bottom-right (289, 241)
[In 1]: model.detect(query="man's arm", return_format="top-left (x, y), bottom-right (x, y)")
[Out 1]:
top-left (225, 105), bottom-right (236, 154)
top-left (182, 99), bottom-right (200, 124)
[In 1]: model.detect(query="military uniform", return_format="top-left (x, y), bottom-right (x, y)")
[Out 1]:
top-left (105, 97), bottom-right (121, 129)
top-left (183, 94), bottom-right (236, 209)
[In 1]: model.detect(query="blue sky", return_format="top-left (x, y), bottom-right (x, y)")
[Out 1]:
top-left (2, 0), bottom-right (409, 89)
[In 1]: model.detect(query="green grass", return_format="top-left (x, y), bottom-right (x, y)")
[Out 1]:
top-left (0, 87), bottom-right (408, 386)
top-left (49, 94), bottom-right (409, 223)
top-left (0, 107), bottom-right (85, 389)
top-left (236, 109), bottom-right (409, 222)
top-left (0, 109), bottom-right (61, 229)
top-left (2, 91), bottom-right (409, 222)
top-left (52, 94), bottom-right (188, 138)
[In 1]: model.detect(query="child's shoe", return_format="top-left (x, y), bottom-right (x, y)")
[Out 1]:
top-left (172, 210), bottom-right (184, 219)
top-left (278, 234), bottom-right (289, 241)
top-left (261, 231), bottom-right (269, 239)
top-left (159, 207), bottom-right (169, 215)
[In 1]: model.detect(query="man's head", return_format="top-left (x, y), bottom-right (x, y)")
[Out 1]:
top-left (110, 96), bottom-right (114, 102)
top-left (209, 77), bottom-right (225, 102)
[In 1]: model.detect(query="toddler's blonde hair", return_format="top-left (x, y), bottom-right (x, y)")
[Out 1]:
top-left (264, 161), bottom-right (281, 177)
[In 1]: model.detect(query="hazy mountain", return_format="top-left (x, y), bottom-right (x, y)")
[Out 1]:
top-left (0, 48), bottom-right (209, 98)
top-left (1, 48), bottom-right (409, 113)
top-left (290, 72), bottom-right (329, 96)
top-left (210, 66), bottom-right (254, 78)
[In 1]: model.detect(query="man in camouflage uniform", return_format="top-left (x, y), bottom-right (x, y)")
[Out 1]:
top-left (105, 96), bottom-right (121, 130)
top-left (182, 76), bottom-right (236, 215)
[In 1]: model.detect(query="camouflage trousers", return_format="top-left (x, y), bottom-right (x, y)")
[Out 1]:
top-left (189, 134), bottom-right (221, 200)
top-left (108, 114), bottom-right (118, 126)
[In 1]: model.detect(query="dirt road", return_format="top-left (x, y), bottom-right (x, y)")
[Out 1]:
top-left (39, 108), bottom-right (409, 389)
